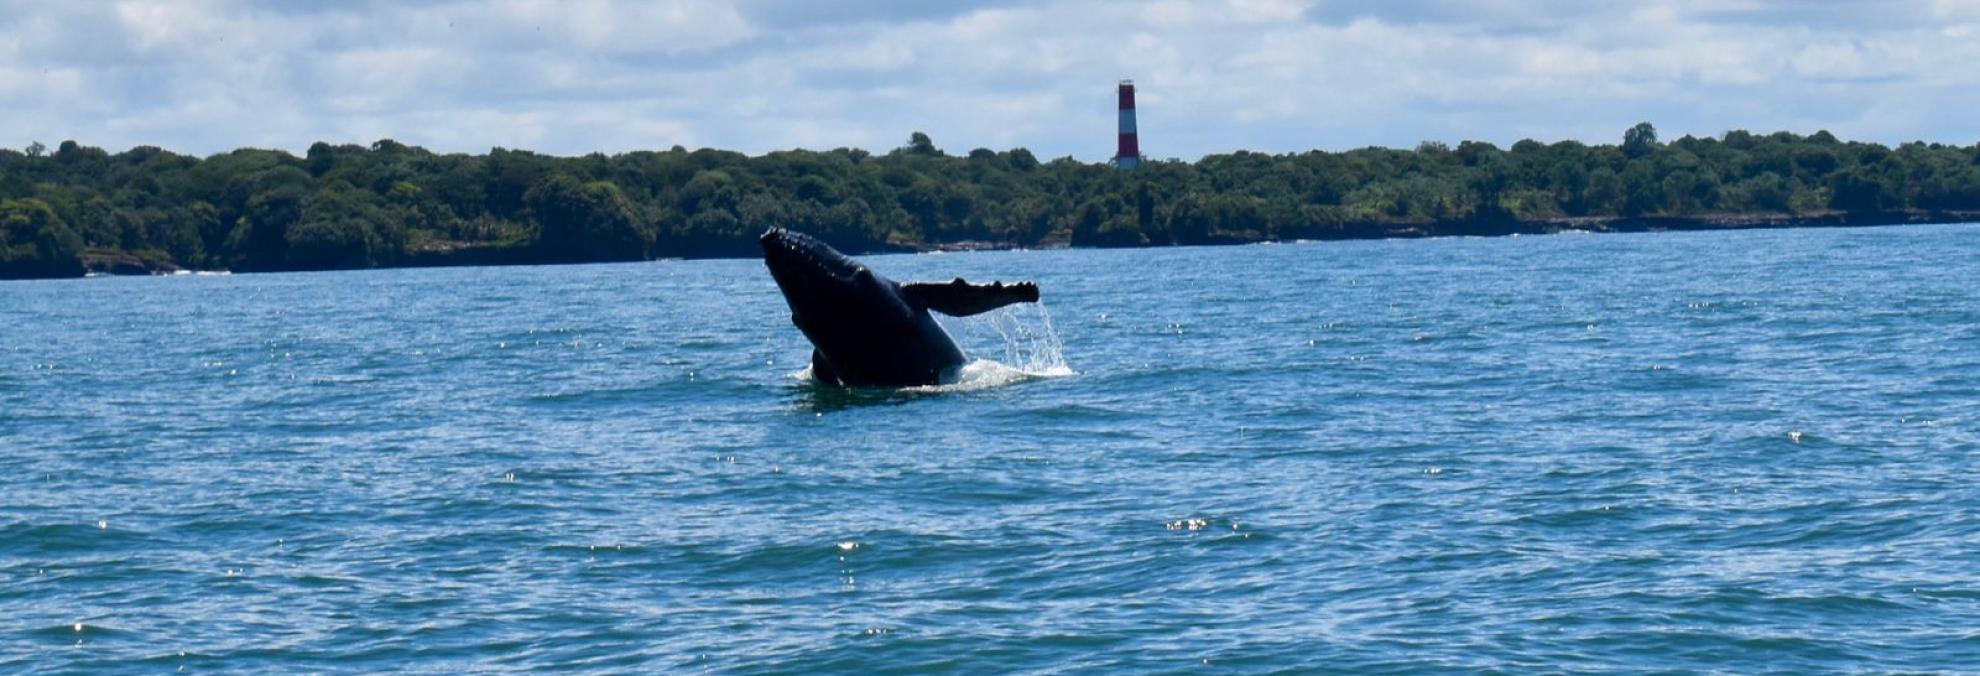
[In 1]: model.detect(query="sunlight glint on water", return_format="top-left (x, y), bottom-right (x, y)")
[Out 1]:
top-left (2, 223), bottom-right (1977, 672)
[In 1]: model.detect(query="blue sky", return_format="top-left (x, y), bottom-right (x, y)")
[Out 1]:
top-left (4, 0), bottom-right (1980, 160)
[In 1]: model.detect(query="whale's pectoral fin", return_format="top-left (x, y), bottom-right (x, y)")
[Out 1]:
top-left (902, 278), bottom-right (1040, 317)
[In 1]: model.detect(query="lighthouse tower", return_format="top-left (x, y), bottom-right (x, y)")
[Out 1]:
top-left (1113, 80), bottom-right (1140, 169)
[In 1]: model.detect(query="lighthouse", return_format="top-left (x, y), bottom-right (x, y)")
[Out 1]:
top-left (1113, 80), bottom-right (1140, 169)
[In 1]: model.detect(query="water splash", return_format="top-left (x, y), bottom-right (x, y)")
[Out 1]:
top-left (939, 301), bottom-right (1074, 384)
top-left (959, 302), bottom-right (1071, 374)
top-left (788, 302), bottom-right (1072, 393)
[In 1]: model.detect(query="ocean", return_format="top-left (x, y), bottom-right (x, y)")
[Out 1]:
top-left (3, 223), bottom-right (1976, 671)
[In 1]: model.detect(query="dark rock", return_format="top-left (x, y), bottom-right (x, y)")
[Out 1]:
top-left (81, 251), bottom-right (184, 276)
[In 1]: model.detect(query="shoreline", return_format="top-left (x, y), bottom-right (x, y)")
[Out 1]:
top-left (47, 209), bottom-right (1980, 280)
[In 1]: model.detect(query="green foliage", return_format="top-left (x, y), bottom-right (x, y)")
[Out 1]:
top-left (1623, 122), bottom-right (1659, 159)
top-left (286, 187), bottom-right (394, 270)
top-left (904, 132), bottom-right (939, 156)
top-left (1, 125), bottom-right (1976, 278)
top-left (526, 174), bottom-right (651, 261)
top-left (0, 197), bottom-right (85, 279)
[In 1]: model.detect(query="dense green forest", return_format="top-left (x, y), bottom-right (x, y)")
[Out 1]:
top-left (4, 123), bottom-right (1979, 279)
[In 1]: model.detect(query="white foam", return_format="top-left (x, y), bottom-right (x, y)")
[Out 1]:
top-left (906, 358), bottom-right (1074, 393)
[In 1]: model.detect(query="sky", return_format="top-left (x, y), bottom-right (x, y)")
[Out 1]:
top-left (4, 0), bottom-right (1980, 161)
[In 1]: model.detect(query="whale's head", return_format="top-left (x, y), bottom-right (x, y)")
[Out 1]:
top-left (760, 228), bottom-right (914, 339)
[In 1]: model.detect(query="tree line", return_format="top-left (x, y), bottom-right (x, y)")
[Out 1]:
top-left (4, 123), bottom-right (1979, 279)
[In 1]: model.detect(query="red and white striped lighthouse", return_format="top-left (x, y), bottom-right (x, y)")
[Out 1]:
top-left (1113, 79), bottom-right (1140, 169)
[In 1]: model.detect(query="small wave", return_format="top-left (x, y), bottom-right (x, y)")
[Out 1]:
top-left (525, 380), bottom-right (692, 405)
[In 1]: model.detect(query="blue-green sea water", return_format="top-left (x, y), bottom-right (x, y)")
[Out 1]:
top-left (3, 224), bottom-right (1977, 672)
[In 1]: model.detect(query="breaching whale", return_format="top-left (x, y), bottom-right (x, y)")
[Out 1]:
top-left (759, 228), bottom-right (1040, 387)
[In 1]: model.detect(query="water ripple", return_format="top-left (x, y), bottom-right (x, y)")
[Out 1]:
top-left (2, 226), bottom-right (1978, 670)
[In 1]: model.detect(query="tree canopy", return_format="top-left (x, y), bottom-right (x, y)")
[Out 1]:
top-left (3, 125), bottom-right (1978, 278)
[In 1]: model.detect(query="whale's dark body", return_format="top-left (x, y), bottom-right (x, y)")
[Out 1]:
top-left (760, 228), bottom-right (1039, 387)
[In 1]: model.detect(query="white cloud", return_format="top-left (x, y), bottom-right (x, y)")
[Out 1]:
top-left (480, 0), bottom-right (757, 54)
top-left (1, 0), bottom-right (1978, 160)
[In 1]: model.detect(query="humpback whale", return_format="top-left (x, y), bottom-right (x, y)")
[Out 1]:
top-left (759, 228), bottom-right (1039, 387)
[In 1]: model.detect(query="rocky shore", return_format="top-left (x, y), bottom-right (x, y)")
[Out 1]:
top-left (21, 210), bottom-right (1980, 280)
top-left (80, 250), bottom-right (184, 276)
